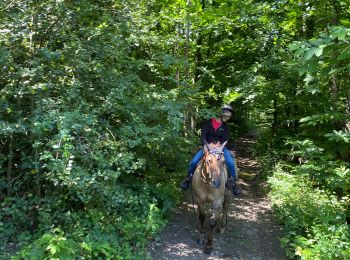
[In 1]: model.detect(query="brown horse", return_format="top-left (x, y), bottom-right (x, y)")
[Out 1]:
top-left (192, 141), bottom-right (230, 254)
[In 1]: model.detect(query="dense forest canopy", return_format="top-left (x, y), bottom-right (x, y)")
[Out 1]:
top-left (1, 0), bottom-right (349, 258)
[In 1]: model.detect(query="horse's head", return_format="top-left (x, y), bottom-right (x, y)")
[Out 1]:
top-left (203, 141), bottom-right (227, 189)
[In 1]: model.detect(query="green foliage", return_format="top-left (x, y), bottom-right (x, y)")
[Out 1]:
top-left (14, 229), bottom-right (79, 260)
top-left (269, 166), bottom-right (350, 259)
top-left (1, 0), bottom-right (350, 258)
top-left (1, 0), bottom-right (191, 258)
top-left (239, 1), bottom-right (350, 258)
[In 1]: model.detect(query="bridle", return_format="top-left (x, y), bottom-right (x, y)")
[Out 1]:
top-left (207, 148), bottom-right (224, 161)
top-left (201, 146), bottom-right (225, 189)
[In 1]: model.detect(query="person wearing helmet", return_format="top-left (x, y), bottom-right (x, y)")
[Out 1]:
top-left (180, 105), bottom-right (242, 195)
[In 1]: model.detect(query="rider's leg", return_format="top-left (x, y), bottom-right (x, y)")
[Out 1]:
top-left (223, 148), bottom-right (242, 195)
top-left (180, 149), bottom-right (204, 190)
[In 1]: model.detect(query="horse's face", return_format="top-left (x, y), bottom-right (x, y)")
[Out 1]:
top-left (203, 147), bottom-right (225, 189)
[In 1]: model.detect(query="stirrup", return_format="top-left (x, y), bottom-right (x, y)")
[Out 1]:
top-left (180, 178), bottom-right (191, 190)
top-left (232, 184), bottom-right (242, 196)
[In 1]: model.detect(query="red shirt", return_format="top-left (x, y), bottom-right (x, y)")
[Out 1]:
top-left (211, 118), bottom-right (222, 131)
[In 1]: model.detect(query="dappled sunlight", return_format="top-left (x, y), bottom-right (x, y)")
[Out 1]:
top-left (161, 242), bottom-right (203, 257)
top-left (229, 198), bottom-right (272, 222)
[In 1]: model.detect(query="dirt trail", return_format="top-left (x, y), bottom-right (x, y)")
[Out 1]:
top-left (149, 135), bottom-right (288, 260)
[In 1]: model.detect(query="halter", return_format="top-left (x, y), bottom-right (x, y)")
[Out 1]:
top-left (207, 148), bottom-right (224, 161)
top-left (200, 147), bottom-right (225, 190)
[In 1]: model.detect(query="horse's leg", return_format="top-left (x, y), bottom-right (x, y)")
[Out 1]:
top-left (219, 193), bottom-right (230, 234)
top-left (203, 203), bottom-right (220, 254)
top-left (197, 202), bottom-right (206, 246)
top-left (218, 169), bottom-right (230, 234)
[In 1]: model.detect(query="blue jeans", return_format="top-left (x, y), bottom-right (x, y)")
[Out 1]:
top-left (187, 148), bottom-right (237, 179)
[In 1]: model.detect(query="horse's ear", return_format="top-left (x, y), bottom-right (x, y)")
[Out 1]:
top-left (217, 141), bottom-right (228, 153)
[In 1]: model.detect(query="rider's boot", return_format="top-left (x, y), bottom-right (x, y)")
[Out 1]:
top-left (227, 177), bottom-right (242, 196)
top-left (180, 176), bottom-right (192, 190)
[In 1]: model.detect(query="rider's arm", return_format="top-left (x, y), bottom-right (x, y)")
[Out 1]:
top-left (221, 125), bottom-right (230, 144)
top-left (200, 120), bottom-right (210, 145)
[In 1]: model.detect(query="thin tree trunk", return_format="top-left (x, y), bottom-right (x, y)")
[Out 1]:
top-left (7, 135), bottom-right (14, 195)
top-left (175, 23), bottom-right (180, 86)
top-left (31, 0), bottom-right (40, 195)
top-left (329, 0), bottom-right (342, 112)
top-left (331, 76), bottom-right (338, 111)
top-left (185, 0), bottom-right (191, 79)
top-left (271, 98), bottom-right (277, 145)
top-left (184, 0), bottom-right (196, 130)
top-left (346, 89), bottom-right (350, 132)
top-left (30, 0), bottom-right (38, 54)
top-left (331, 0), bottom-right (341, 25)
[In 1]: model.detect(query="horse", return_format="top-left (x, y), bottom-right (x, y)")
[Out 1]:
top-left (191, 141), bottom-right (230, 254)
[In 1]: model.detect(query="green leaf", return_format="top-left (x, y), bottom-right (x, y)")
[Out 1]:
top-left (47, 244), bottom-right (58, 255)
top-left (304, 47), bottom-right (316, 60)
top-left (340, 20), bottom-right (350, 27)
top-left (329, 67), bottom-right (346, 75)
top-left (308, 38), bottom-right (325, 46)
top-left (331, 27), bottom-right (348, 41)
top-left (289, 42), bottom-right (301, 51)
top-left (314, 47), bottom-right (323, 57)
top-left (337, 50), bottom-right (350, 61)
top-left (304, 74), bottom-right (315, 85)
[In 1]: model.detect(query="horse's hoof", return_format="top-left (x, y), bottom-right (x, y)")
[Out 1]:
top-left (219, 227), bottom-right (225, 234)
top-left (203, 245), bottom-right (212, 255)
top-left (197, 238), bottom-right (205, 246)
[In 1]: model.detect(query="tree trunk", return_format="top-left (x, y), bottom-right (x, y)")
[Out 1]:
top-left (271, 98), bottom-right (277, 145)
top-left (331, 76), bottom-right (338, 111)
top-left (346, 89), bottom-right (350, 132)
top-left (184, 0), bottom-right (191, 79)
top-left (175, 22), bottom-right (180, 86)
top-left (184, 0), bottom-right (196, 130)
top-left (31, 0), bottom-right (41, 195)
top-left (331, 0), bottom-right (342, 25)
top-left (7, 135), bottom-right (14, 196)
top-left (194, 34), bottom-right (203, 83)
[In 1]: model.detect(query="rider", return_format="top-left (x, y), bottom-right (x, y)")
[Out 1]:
top-left (180, 105), bottom-right (242, 195)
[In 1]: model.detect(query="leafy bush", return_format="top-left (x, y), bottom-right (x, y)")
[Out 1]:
top-left (1, 1), bottom-right (193, 258)
top-left (268, 166), bottom-right (350, 259)
top-left (4, 182), bottom-right (173, 259)
top-left (14, 229), bottom-right (79, 260)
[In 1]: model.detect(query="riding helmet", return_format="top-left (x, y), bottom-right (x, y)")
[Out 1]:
top-left (221, 104), bottom-right (233, 113)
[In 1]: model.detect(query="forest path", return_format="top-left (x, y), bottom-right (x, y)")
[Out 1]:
top-left (149, 134), bottom-right (288, 260)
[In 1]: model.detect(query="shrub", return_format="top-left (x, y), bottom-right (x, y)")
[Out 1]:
top-left (268, 166), bottom-right (350, 259)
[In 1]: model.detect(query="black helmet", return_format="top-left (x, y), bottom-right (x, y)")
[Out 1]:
top-left (221, 105), bottom-right (233, 113)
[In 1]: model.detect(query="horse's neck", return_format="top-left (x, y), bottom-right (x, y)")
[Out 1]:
top-left (200, 160), bottom-right (226, 182)
top-left (199, 161), bottom-right (210, 183)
